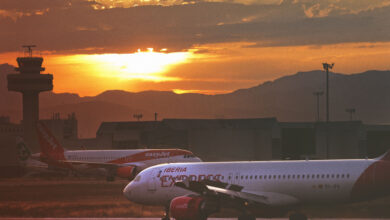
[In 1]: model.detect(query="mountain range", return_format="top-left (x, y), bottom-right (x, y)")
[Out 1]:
top-left (1, 63), bottom-right (389, 138)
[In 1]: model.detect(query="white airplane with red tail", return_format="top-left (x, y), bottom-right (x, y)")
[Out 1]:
top-left (22, 122), bottom-right (201, 181)
top-left (124, 150), bottom-right (390, 220)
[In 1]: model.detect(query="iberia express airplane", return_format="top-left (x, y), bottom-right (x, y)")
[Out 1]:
top-left (124, 150), bottom-right (390, 220)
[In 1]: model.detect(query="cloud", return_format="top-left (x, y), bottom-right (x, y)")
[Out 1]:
top-left (0, 0), bottom-right (390, 53)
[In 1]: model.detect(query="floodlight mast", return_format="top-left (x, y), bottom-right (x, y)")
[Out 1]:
top-left (313, 91), bottom-right (324, 122)
top-left (322, 62), bottom-right (334, 159)
top-left (322, 63), bottom-right (334, 123)
top-left (346, 108), bottom-right (356, 121)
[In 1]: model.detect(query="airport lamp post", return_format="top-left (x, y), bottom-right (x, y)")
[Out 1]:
top-left (322, 63), bottom-right (334, 123)
top-left (133, 114), bottom-right (143, 121)
top-left (322, 63), bottom-right (334, 159)
top-left (346, 108), bottom-right (356, 121)
top-left (313, 91), bottom-right (323, 122)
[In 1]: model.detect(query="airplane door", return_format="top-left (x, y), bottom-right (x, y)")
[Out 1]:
top-left (230, 172), bottom-right (240, 185)
top-left (147, 169), bottom-right (157, 192)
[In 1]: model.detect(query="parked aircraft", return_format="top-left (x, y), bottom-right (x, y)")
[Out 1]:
top-left (123, 150), bottom-right (390, 220)
top-left (17, 122), bottom-right (201, 181)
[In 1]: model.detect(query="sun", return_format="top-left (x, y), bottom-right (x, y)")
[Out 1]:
top-left (58, 48), bottom-right (190, 82)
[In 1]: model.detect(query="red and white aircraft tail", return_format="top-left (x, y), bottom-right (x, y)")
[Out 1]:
top-left (36, 122), bottom-right (66, 164)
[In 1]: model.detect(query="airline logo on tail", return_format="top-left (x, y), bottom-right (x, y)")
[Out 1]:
top-left (36, 122), bottom-right (66, 161)
top-left (16, 137), bottom-right (31, 161)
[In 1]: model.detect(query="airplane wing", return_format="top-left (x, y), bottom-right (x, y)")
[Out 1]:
top-left (174, 179), bottom-right (299, 206)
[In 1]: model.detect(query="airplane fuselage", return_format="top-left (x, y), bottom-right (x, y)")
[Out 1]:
top-left (124, 157), bottom-right (390, 206)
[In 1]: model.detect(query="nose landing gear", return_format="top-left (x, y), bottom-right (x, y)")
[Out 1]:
top-left (162, 204), bottom-right (170, 220)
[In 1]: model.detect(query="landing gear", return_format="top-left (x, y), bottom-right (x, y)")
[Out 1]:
top-left (238, 214), bottom-right (255, 220)
top-left (162, 204), bottom-right (170, 220)
top-left (289, 212), bottom-right (307, 220)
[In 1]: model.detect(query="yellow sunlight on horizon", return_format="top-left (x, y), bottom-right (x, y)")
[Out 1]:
top-left (56, 48), bottom-right (190, 82)
top-left (2, 41), bottom-right (390, 97)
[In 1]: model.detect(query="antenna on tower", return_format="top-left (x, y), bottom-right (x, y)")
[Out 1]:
top-left (22, 45), bottom-right (37, 57)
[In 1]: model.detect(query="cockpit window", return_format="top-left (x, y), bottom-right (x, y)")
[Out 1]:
top-left (134, 175), bottom-right (141, 182)
top-left (184, 154), bottom-right (195, 158)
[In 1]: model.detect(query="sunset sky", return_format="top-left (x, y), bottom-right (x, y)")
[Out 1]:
top-left (1, 0), bottom-right (390, 96)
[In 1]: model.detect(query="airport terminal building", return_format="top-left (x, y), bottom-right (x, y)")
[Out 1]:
top-left (1, 116), bottom-right (390, 177)
top-left (95, 118), bottom-right (390, 161)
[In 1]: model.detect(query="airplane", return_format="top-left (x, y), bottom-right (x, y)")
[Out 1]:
top-left (123, 150), bottom-right (390, 220)
top-left (17, 122), bottom-right (202, 181)
top-left (16, 136), bottom-right (49, 171)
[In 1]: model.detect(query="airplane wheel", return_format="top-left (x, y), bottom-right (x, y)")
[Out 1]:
top-left (289, 212), bottom-right (307, 220)
top-left (162, 204), bottom-right (170, 220)
top-left (238, 214), bottom-right (256, 220)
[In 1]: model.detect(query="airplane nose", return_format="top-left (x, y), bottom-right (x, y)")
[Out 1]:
top-left (123, 182), bottom-right (132, 200)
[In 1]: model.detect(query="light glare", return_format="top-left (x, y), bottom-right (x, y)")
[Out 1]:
top-left (57, 49), bottom-right (190, 82)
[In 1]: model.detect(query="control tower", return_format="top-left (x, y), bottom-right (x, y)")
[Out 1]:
top-left (7, 45), bottom-right (53, 152)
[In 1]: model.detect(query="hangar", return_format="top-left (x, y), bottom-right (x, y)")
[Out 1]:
top-left (96, 118), bottom-right (390, 161)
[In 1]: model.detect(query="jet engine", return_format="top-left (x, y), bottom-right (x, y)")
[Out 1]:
top-left (116, 166), bottom-right (137, 180)
top-left (170, 195), bottom-right (219, 220)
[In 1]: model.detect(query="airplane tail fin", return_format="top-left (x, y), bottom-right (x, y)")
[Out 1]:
top-left (36, 122), bottom-right (65, 161)
top-left (16, 137), bottom-right (31, 161)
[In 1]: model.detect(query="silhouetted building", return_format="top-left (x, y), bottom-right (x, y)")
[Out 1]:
top-left (0, 119), bottom-right (24, 178)
top-left (96, 118), bottom-right (390, 161)
top-left (97, 118), bottom-right (281, 161)
top-left (7, 48), bottom-right (53, 152)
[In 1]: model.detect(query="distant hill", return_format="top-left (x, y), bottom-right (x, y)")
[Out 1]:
top-left (1, 63), bottom-right (389, 137)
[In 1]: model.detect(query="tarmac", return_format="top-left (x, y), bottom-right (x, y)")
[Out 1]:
top-left (1, 218), bottom-right (389, 220)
